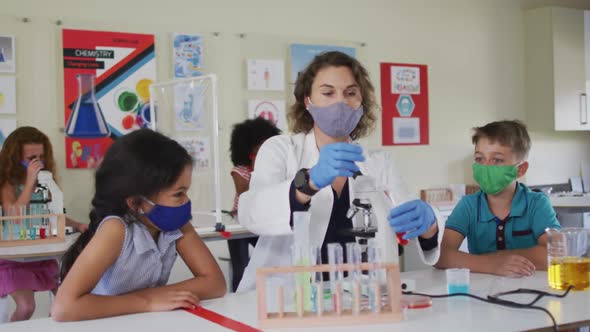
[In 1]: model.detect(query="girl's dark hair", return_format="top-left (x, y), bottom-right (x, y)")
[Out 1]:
top-left (229, 117), bottom-right (281, 167)
top-left (60, 129), bottom-right (193, 281)
top-left (288, 51), bottom-right (378, 140)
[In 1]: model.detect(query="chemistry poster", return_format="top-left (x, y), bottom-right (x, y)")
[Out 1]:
top-left (173, 33), bottom-right (203, 78)
top-left (62, 29), bottom-right (156, 168)
top-left (380, 63), bottom-right (429, 146)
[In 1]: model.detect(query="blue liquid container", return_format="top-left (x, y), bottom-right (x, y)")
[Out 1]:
top-left (448, 284), bottom-right (470, 294)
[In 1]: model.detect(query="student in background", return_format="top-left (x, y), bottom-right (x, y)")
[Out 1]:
top-left (228, 117), bottom-right (280, 292)
top-left (435, 120), bottom-right (560, 277)
top-left (0, 126), bottom-right (87, 322)
top-left (52, 129), bottom-right (225, 321)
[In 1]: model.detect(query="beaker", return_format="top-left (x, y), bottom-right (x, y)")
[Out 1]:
top-left (546, 227), bottom-right (590, 290)
top-left (65, 74), bottom-right (110, 138)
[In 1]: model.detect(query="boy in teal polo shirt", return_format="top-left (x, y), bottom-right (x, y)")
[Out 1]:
top-left (435, 120), bottom-right (560, 277)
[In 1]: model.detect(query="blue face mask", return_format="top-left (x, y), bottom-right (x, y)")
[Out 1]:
top-left (307, 99), bottom-right (364, 138)
top-left (140, 197), bottom-right (192, 232)
top-left (21, 160), bottom-right (44, 169)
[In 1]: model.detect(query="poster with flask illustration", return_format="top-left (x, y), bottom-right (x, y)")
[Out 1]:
top-left (62, 29), bottom-right (156, 168)
top-left (246, 59), bottom-right (285, 91)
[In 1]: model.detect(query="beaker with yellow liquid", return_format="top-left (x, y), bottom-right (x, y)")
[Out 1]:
top-left (546, 227), bottom-right (590, 291)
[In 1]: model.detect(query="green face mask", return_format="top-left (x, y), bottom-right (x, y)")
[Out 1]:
top-left (472, 163), bottom-right (521, 195)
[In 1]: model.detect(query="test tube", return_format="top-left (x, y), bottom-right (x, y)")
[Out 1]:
top-left (367, 238), bottom-right (382, 313)
top-left (291, 244), bottom-right (312, 316)
top-left (8, 206), bottom-right (16, 240)
top-left (28, 206), bottom-right (36, 240)
top-left (327, 243), bottom-right (343, 315)
top-left (346, 242), bottom-right (362, 315)
top-left (310, 245), bottom-right (323, 315)
top-left (384, 190), bottom-right (409, 246)
top-left (45, 204), bottom-right (53, 237)
top-left (278, 285), bottom-right (285, 318)
top-left (35, 205), bottom-right (48, 239)
top-left (41, 204), bottom-right (53, 238)
top-left (18, 205), bottom-right (27, 240)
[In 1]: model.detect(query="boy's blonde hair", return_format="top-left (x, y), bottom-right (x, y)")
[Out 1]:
top-left (472, 120), bottom-right (531, 160)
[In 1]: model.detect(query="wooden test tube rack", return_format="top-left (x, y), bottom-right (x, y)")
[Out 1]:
top-left (0, 213), bottom-right (66, 247)
top-left (256, 262), bottom-right (403, 329)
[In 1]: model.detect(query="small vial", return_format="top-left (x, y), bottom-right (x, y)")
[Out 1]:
top-left (446, 268), bottom-right (470, 294)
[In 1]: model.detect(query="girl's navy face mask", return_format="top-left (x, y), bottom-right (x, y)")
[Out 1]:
top-left (140, 197), bottom-right (192, 232)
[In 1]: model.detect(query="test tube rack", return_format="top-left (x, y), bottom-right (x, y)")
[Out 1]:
top-left (256, 262), bottom-right (402, 329)
top-left (0, 213), bottom-right (66, 247)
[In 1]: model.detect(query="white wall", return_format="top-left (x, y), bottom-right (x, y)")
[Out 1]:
top-left (1, 0), bottom-right (588, 221)
top-left (1, 0), bottom-right (590, 320)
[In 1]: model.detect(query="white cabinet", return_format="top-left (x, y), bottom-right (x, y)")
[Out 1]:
top-left (525, 7), bottom-right (589, 131)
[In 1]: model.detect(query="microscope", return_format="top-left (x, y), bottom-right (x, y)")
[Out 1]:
top-left (33, 170), bottom-right (65, 235)
top-left (345, 175), bottom-right (401, 264)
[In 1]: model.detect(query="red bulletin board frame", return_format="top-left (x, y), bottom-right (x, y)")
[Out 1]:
top-left (380, 63), bottom-right (429, 146)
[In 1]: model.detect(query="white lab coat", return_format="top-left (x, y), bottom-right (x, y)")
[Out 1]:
top-left (237, 131), bottom-right (444, 292)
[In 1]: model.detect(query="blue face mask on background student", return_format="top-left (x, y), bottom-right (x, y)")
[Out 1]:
top-left (21, 160), bottom-right (44, 168)
top-left (140, 197), bottom-right (192, 232)
top-left (21, 161), bottom-right (29, 168)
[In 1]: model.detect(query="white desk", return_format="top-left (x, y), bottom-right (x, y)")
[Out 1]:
top-left (0, 224), bottom-right (254, 262)
top-left (0, 234), bottom-right (81, 262)
top-left (1, 269), bottom-right (588, 332)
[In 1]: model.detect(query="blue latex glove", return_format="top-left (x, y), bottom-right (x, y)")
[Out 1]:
top-left (310, 142), bottom-right (365, 189)
top-left (388, 199), bottom-right (435, 240)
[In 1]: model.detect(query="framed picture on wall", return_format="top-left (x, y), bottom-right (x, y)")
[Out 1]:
top-left (0, 35), bottom-right (16, 73)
